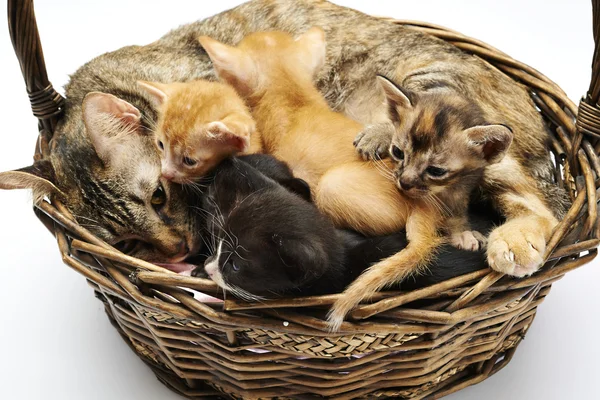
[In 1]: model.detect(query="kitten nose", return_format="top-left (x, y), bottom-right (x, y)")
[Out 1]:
top-left (162, 170), bottom-right (176, 180)
top-left (399, 179), bottom-right (415, 191)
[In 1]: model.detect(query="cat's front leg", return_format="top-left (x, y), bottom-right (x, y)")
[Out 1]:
top-left (447, 215), bottom-right (487, 251)
top-left (353, 121), bottom-right (395, 160)
top-left (485, 166), bottom-right (558, 277)
top-left (487, 214), bottom-right (556, 277)
top-left (451, 230), bottom-right (487, 251)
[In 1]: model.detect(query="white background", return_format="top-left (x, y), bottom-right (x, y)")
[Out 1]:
top-left (0, 1), bottom-right (597, 399)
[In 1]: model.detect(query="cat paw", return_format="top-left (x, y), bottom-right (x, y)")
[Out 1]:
top-left (451, 230), bottom-right (487, 251)
top-left (487, 218), bottom-right (547, 277)
top-left (353, 123), bottom-right (394, 161)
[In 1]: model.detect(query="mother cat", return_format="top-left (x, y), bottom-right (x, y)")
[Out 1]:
top-left (0, 0), bottom-right (567, 274)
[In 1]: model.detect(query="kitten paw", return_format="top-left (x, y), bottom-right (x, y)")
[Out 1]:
top-left (487, 218), bottom-right (547, 277)
top-left (353, 123), bottom-right (394, 161)
top-left (451, 230), bottom-right (487, 251)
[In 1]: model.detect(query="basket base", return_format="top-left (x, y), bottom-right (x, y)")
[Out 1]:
top-left (96, 287), bottom-right (530, 400)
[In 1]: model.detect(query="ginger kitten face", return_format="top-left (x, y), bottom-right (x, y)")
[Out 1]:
top-left (138, 80), bottom-right (253, 184)
top-left (378, 76), bottom-right (513, 201)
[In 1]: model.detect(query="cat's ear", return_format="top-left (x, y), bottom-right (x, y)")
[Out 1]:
top-left (295, 27), bottom-right (327, 75)
top-left (198, 36), bottom-right (256, 95)
top-left (205, 121), bottom-right (250, 152)
top-left (377, 75), bottom-right (413, 114)
top-left (82, 92), bottom-right (143, 163)
top-left (465, 124), bottom-right (513, 164)
top-left (137, 81), bottom-right (169, 107)
top-left (281, 178), bottom-right (312, 202)
top-left (273, 237), bottom-right (326, 284)
top-left (0, 160), bottom-right (60, 202)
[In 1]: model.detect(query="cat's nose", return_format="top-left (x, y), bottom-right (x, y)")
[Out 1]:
top-left (204, 256), bottom-right (217, 277)
top-left (399, 179), bottom-right (415, 191)
top-left (162, 170), bottom-right (176, 180)
top-left (178, 240), bottom-right (189, 255)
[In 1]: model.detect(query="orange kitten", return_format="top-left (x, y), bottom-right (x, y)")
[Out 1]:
top-left (137, 80), bottom-right (260, 183)
top-left (198, 28), bottom-right (408, 237)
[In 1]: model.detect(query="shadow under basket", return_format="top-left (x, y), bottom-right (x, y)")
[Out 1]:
top-left (7, 0), bottom-right (600, 399)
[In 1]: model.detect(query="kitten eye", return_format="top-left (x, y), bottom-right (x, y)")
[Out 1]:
top-left (183, 157), bottom-right (197, 166)
top-left (391, 145), bottom-right (404, 161)
top-left (151, 185), bottom-right (167, 209)
top-left (157, 140), bottom-right (164, 151)
top-left (231, 261), bottom-right (240, 272)
top-left (426, 166), bottom-right (447, 177)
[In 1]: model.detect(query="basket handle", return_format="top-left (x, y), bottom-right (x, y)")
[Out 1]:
top-left (576, 0), bottom-right (600, 139)
top-left (7, 0), bottom-right (64, 137)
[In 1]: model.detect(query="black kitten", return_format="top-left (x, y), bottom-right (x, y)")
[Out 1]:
top-left (194, 155), bottom-right (344, 299)
top-left (192, 154), bottom-right (494, 299)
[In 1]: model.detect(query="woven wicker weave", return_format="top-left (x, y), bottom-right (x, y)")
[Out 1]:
top-left (6, 0), bottom-right (600, 399)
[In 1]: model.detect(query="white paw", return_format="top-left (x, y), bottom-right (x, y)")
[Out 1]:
top-left (451, 230), bottom-right (487, 251)
top-left (487, 220), bottom-right (546, 277)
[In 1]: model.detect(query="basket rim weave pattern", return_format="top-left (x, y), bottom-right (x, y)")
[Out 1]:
top-left (6, 1), bottom-right (600, 399)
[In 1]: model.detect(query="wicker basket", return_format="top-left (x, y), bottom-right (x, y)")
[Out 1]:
top-left (7, 0), bottom-right (600, 399)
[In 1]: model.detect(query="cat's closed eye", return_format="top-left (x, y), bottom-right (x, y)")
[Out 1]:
top-left (426, 166), bottom-right (447, 177)
top-left (157, 140), bottom-right (164, 151)
top-left (183, 157), bottom-right (197, 166)
top-left (390, 145), bottom-right (404, 160)
top-left (230, 261), bottom-right (241, 272)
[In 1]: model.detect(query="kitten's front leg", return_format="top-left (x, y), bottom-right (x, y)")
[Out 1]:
top-left (447, 215), bottom-right (487, 251)
top-left (353, 121), bottom-right (395, 160)
top-left (327, 207), bottom-right (443, 331)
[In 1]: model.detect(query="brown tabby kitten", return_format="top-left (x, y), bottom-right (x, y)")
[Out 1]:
top-left (0, 1), bottom-right (567, 275)
top-left (137, 80), bottom-right (261, 183)
top-left (326, 76), bottom-right (515, 330)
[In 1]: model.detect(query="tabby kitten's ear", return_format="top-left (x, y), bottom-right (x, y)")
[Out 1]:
top-left (295, 27), bottom-right (327, 76)
top-left (198, 36), bottom-right (256, 95)
top-left (377, 75), bottom-right (413, 109)
top-left (0, 160), bottom-right (59, 203)
top-left (137, 81), bottom-right (170, 108)
top-left (465, 124), bottom-right (513, 164)
top-left (82, 92), bottom-right (143, 164)
top-left (205, 121), bottom-right (250, 152)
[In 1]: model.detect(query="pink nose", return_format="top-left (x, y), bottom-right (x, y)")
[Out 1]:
top-left (162, 170), bottom-right (176, 180)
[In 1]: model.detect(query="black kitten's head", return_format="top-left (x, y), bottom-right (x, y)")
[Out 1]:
top-left (197, 157), bottom-right (342, 298)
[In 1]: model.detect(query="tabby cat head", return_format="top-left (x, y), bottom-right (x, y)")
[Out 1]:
top-left (378, 76), bottom-right (513, 202)
top-left (0, 92), bottom-right (203, 262)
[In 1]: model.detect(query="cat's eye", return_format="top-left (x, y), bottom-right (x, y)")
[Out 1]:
top-left (391, 145), bottom-right (404, 160)
top-left (183, 157), bottom-right (197, 166)
top-left (426, 166), bottom-right (448, 177)
top-left (151, 185), bottom-right (167, 208)
top-left (231, 261), bottom-right (240, 272)
top-left (157, 140), bottom-right (164, 151)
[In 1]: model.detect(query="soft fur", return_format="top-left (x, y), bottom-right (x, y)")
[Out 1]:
top-left (199, 28), bottom-right (410, 237)
top-left (0, 1), bottom-right (567, 282)
top-left (137, 80), bottom-right (260, 183)
top-left (193, 154), bottom-right (493, 297)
